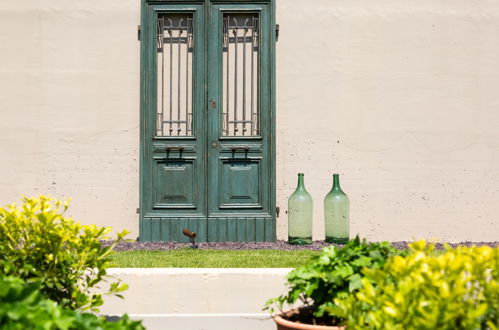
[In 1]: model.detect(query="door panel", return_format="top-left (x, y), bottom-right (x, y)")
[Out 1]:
top-left (207, 216), bottom-right (274, 242)
top-left (153, 159), bottom-right (197, 208)
top-left (140, 0), bottom-right (275, 242)
top-left (219, 158), bottom-right (261, 208)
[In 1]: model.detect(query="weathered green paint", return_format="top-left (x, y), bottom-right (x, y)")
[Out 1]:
top-left (140, 0), bottom-right (276, 242)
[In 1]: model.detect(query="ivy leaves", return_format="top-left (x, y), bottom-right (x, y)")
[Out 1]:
top-left (264, 236), bottom-right (400, 324)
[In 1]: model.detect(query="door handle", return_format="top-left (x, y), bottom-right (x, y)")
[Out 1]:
top-left (165, 146), bottom-right (184, 152)
top-left (230, 146), bottom-right (249, 152)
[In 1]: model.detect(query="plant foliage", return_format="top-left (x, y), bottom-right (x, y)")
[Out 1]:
top-left (0, 196), bottom-right (128, 311)
top-left (0, 274), bottom-right (144, 330)
top-left (264, 236), bottom-right (400, 325)
top-left (334, 241), bottom-right (499, 329)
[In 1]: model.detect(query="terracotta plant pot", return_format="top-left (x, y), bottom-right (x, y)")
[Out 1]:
top-left (273, 310), bottom-right (345, 330)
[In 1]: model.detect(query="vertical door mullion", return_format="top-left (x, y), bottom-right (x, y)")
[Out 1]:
top-left (207, 5), bottom-right (221, 220)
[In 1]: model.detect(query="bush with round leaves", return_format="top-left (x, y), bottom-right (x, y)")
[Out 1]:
top-left (333, 241), bottom-right (499, 329)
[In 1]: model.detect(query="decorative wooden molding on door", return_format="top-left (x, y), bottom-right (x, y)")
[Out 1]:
top-left (139, 0), bottom-right (276, 242)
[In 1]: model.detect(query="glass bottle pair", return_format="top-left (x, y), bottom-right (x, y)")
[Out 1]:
top-left (288, 173), bottom-right (349, 245)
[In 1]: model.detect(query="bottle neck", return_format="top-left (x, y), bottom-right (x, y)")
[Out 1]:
top-left (296, 173), bottom-right (305, 191)
top-left (332, 174), bottom-right (342, 192)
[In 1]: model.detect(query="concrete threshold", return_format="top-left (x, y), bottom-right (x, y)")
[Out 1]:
top-left (100, 268), bottom-right (293, 330)
top-left (108, 313), bottom-right (272, 330)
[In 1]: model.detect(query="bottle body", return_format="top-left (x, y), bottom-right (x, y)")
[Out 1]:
top-left (324, 174), bottom-right (349, 244)
top-left (288, 173), bottom-right (313, 245)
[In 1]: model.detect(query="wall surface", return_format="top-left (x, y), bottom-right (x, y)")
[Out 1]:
top-left (1, 0), bottom-right (498, 242)
top-left (0, 0), bottom-right (140, 238)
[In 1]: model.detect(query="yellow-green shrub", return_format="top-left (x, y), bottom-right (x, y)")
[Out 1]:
top-left (0, 196), bottom-right (129, 311)
top-left (334, 241), bottom-right (499, 329)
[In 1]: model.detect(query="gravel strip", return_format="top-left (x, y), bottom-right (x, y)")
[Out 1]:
top-left (102, 240), bottom-right (499, 251)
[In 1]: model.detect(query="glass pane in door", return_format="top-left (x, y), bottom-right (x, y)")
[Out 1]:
top-left (222, 13), bottom-right (259, 136)
top-left (156, 14), bottom-right (194, 136)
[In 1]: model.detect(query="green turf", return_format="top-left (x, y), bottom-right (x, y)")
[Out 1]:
top-left (109, 247), bottom-right (450, 268)
top-left (110, 249), bottom-right (322, 268)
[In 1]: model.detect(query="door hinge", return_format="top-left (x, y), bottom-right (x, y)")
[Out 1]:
top-left (137, 25), bottom-right (141, 41)
top-left (276, 206), bottom-right (280, 218)
top-left (136, 208), bottom-right (140, 214)
top-left (275, 24), bottom-right (279, 42)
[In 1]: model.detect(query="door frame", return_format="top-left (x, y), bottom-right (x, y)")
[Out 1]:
top-left (139, 0), bottom-right (276, 242)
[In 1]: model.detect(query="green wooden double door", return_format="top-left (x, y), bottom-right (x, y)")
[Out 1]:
top-left (139, 0), bottom-right (276, 242)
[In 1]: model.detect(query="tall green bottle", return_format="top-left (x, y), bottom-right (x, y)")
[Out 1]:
top-left (288, 173), bottom-right (313, 245)
top-left (324, 174), bottom-right (349, 244)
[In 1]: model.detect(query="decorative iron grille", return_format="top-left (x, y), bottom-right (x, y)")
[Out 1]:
top-left (156, 14), bottom-right (194, 136)
top-left (223, 13), bottom-right (260, 136)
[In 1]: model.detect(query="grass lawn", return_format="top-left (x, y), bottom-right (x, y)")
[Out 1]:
top-left (110, 247), bottom-right (448, 268)
top-left (110, 249), bottom-right (322, 268)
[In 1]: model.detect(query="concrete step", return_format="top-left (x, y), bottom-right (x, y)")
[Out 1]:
top-left (100, 268), bottom-right (292, 330)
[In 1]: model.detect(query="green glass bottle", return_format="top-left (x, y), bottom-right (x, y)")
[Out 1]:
top-left (288, 173), bottom-right (313, 245)
top-left (324, 174), bottom-right (349, 244)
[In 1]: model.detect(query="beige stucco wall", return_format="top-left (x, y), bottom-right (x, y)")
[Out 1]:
top-left (1, 0), bottom-right (498, 242)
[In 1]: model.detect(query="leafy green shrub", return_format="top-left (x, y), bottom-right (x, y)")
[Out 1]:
top-left (0, 196), bottom-right (128, 311)
top-left (264, 236), bottom-right (400, 325)
top-left (0, 274), bottom-right (144, 330)
top-left (334, 241), bottom-right (499, 329)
